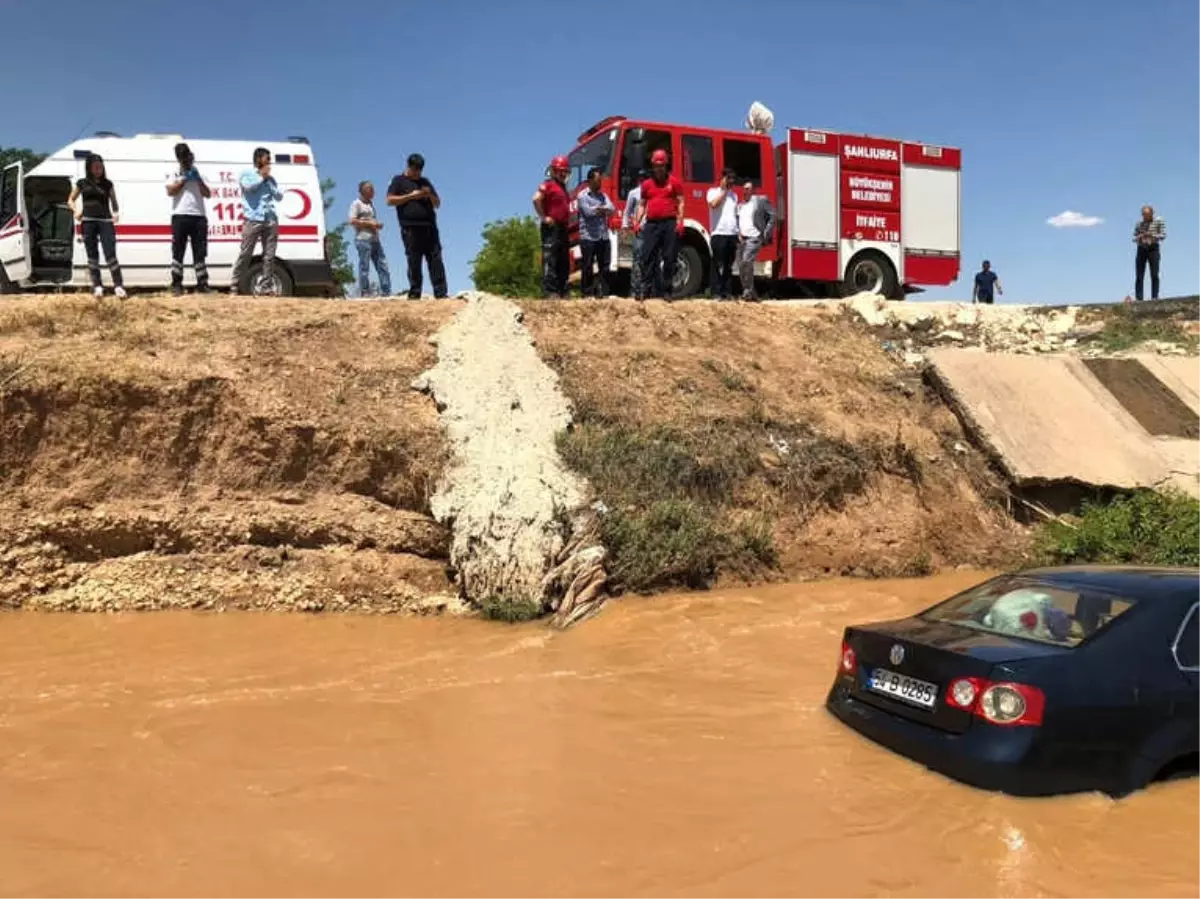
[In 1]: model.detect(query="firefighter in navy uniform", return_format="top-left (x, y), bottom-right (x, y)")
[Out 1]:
top-left (532, 155), bottom-right (572, 298)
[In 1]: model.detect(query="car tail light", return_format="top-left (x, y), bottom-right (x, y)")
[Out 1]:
top-left (979, 682), bottom-right (1044, 727)
top-left (945, 677), bottom-right (1044, 727)
top-left (839, 640), bottom-right (857, 677)
top-left (946, 676), bottom-right (984, 710)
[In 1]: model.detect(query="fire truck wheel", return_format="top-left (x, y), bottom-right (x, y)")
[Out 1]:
top-left (244, 262), bottom-right (295, 298)
top-left (673, 244), bottom-right (705, 298)
top-left (842, 251), bottom-right (898, 299)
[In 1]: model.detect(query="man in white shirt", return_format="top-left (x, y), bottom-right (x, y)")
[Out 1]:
top-left (706, 168), bottom-right (739, 300)
top-left (737, 181), bottom-right (775, 301)
top-left (348, 181), bottom-right (392, 297)
top-left (165, 142), bottom-right (212, 295)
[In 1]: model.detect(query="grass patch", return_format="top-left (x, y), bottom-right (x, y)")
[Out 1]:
top-left (1088, 307), bottom-right (1198, 353)
top-left (557, 416), bottom-right (923, 593)
top-left (700, 357), bottom-right (753, 393)
top-left (1035, 489), bottom-right (1199, 567)
top-left (478, 595), bottom-right (543, 623)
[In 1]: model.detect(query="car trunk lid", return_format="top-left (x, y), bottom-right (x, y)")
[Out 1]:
top-left (847, 617), bottom-right (1067, 734)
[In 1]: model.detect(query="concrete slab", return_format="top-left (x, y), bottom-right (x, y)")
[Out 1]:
top-left (1134, 355), bottom-right (1200, 417)
top-left (929, 349), bottom-right (1199, 496)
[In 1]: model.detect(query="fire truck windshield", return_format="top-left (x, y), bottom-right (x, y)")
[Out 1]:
top-left (565, 129), bottom-right (616, 193)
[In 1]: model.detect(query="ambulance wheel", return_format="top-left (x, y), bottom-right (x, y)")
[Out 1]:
top-left (0, 266), bottom-right (14, 294)
top-left (244, 262), bottom-right (294, 297)
top-left (842, 251), bottom-right (898, 299)
top-left (673, 244), bottom-right (705, 298)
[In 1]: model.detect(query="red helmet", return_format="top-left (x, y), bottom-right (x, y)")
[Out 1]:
top-left (650, 149), bottom-right (669, 165)
top-left (550, 155), bottom-right (570, 171)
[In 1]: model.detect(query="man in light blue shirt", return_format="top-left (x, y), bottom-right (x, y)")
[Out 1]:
top-left (230, 146), bottom-right (285, 295)
top-left (577, 167), bottom-right (615, 297)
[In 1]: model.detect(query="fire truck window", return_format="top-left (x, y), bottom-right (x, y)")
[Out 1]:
top-left (566, 130), bottom-right (616, 194)
top-left (723, 139), bottom-right (763, 186)
top-left (681, 135), bottom-right (714, 184)
top-left (618, 128), bottom-right (671, 199)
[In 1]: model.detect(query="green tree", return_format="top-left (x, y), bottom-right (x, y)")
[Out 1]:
top-left (320, 177), bottom-right (353, 296)
top-left (0, 147), bottom-right (47, 170)
top-left (470, 216), bottom-right (542, 296)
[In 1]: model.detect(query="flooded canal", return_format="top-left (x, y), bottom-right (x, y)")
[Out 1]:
top-left (0, 571), bottom-right (1195, 897)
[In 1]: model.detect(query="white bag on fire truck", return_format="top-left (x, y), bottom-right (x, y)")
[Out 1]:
top-left (744, 102), bottom-right (775, 135)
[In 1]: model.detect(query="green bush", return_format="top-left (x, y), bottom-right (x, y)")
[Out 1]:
top-left (601, 500), bottom-right (776, 593)
top-left (470, 216), bottom-right (542, 297)
top-left (478, 595), bottom-right (543, 623)
top-left (1036, 489), bottom-right (1200, 567)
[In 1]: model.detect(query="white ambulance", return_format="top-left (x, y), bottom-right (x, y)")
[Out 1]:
top-left (0, 132), bottom-right (334, 296)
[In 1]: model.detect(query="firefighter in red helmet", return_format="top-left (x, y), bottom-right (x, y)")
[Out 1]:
top-left (532, 155), bottom-right (572, 298)
top-left (633, 148), bottom-right (685, 300)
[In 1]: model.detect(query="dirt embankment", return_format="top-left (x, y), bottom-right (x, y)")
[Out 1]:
top-left (0, 296), bottom-right (457, 612)
top-left (522, 300), bottom-right (1025, 589)
top-left (1, 294), bottom-right (1029, 615)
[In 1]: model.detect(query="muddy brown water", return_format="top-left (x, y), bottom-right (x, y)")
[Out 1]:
top-left (1, 572), bottom-right (1196, 898)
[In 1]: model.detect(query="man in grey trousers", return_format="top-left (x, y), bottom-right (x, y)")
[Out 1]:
top-left (736, 181), bottom-right (776, 301)
top-left (230, 146), bottom-right (284, 295)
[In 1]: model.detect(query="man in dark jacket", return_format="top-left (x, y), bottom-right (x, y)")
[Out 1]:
top-left (386, 153), bottom-right (448, 299)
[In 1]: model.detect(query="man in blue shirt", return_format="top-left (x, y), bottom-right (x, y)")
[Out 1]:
top-left (972, 259), bottom-right (1002, 304)
top-left (577, 167), bottom-right (615, 297)
top-left (230, 146), bottom-right (284, 295)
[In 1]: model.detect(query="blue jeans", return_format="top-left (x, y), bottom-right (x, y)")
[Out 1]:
top-left (356, 238), bottom-right (391, 296)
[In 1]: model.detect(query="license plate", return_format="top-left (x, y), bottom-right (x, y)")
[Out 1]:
top-left (867, 668), bottom-right (938, 709)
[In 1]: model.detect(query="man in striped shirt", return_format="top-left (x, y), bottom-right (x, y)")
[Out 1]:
top-left (1133, 205), bottom-right (1166, 301)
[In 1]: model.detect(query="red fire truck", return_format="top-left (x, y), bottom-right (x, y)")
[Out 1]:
top-left (562, 115), bottom-right (961, 299)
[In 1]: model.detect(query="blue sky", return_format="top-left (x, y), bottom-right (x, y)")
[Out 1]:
top-left (4, 0), bottom-right (1196, 303)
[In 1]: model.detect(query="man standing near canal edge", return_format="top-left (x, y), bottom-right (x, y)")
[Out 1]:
top-left (166, 142), bottom-right (212, 296)
top-left (387, 154), bottom-right (447, 299)
top-left (707, 168), bottom-right (739, 300)
top-left (635, 148), bottom-right (684, 301)
top-left (1133, 205), bottom-right (1166, 301)
top-left (230, 147), bottom-right (283, 295)
top-left (972, 260), bottom-right (1002, 304)
top-left (577, 167), bottom-right (615, 297)
top-left (532, 155), bottom-right (572, 298)
top-left (348, 181), bottom-right (391, 298)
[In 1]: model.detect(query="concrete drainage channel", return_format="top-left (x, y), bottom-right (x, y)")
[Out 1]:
top-left (413, 292), bottom-right (607, 626)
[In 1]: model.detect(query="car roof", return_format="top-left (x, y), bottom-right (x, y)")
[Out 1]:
top-left (1014, 566), bottom-right (1199, 602)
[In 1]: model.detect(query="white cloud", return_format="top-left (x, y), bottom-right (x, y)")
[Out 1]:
top-left (1046, 210), bottom-right (1104, 228)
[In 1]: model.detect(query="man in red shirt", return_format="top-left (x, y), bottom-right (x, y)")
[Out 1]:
top-left (532, 155), bottom-right (572, 298)
top-left (634, 148), bottom-right (685, 300)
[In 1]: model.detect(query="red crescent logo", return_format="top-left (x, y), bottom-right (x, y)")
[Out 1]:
top-left (284, 188), bottom-right (313, 220)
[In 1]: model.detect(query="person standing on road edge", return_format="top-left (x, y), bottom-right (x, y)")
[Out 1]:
top-left (577, 167), bottom-right (615, 298)
top-left (736, 180), bottom-right (775, 301)
top-left (1133, 205), bottom-right (1166, 301)
top-left (707, 168), bottom-right (739, 300)
top-left (387, 154), bottom-right (448, 299)
top-left (635, 148), bottom-right (684, 300)
top-left (622, 183), bottom-right (655, 299)
top-left (532, 155), bottom-right (572, 298)
top-left (229, 147), bottom-right (283, 295)
top-left (68, 153), bottom-right (126, 299)
top-left (348, 181), bottom-right (391, 298)
top-left (972, 260), bottom-right (1001, 304)
top-left (166, 142), bottom-right (212, 296)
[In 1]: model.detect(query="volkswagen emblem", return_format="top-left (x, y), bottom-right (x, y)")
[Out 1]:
top-left (889, 644), bottom-right (905, 666)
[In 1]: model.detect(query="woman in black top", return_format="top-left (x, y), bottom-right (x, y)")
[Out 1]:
top-left (67, 154), bottom-right (126, 298)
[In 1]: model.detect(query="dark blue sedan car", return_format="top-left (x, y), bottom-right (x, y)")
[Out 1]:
top-left (826, 566), bottom-right (1199, 797)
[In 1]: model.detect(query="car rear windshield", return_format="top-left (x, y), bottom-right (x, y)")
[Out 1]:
top-left (921, 577), bottom-right (1137, 648)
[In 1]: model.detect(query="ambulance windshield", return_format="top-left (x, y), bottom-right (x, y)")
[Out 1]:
top-left (566, 129), bottom-right (616, 193)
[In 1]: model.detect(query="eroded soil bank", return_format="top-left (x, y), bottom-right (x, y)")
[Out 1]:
top-left (0, 571), bottom-right (1195, 897)
top-left (0, 296), bottom-right (459, 612)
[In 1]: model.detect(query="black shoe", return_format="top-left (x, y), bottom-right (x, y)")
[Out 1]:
top-left (196, 284), bottom-right (212, 295)
top-left (171, 284), bottom-right (183, 297)
top-left (407, 292), bottom-right (422, 300)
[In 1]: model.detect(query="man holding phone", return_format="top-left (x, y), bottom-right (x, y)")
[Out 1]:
top-left (230, 146), bottom-right (284, 295)
top-left (165, 142), bottom-right (212, 295)
top-left (387, 153), bottom-right (448, 299)
top-left (706, 168), bottom-right (739, 300)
